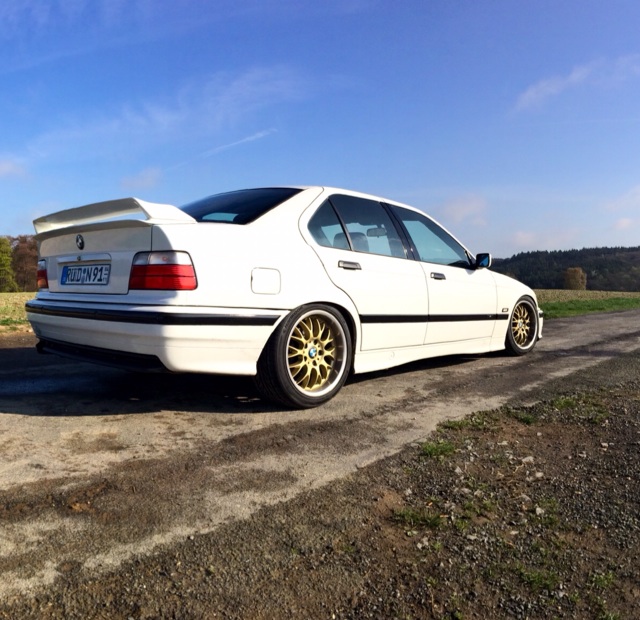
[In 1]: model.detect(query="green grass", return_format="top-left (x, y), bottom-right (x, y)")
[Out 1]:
top-left (549, 394), bottom-right (609, 424)
top-left (392, 507), bottom-right (443, 529)
top-left (440, 410), bottom-right (499, 431)
top-left (539, 297), bottom-right (640, 319)
top-left (551, 396), bottom-right (579, 410)
top-left (590, 570), bottom-right (616, 590)
top-left (535, 289), bottom-right (640, 319)
top-left (420, 439), bottom-right (455, 459)
top-left (516, 565), bottom-right (561, 593)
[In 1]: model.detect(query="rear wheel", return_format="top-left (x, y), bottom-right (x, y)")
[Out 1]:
top-left (505, 296), bottom-right (539, 355)
top-left (255, 304), bottom-right (352, 408)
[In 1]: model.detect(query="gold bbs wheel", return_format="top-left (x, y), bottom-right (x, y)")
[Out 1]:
top-left (287, 313), bottom-right (343, 393)
top-left (256, 305), bottom-right (352, 408)
top-left (506, 297), bottom-right (539, 355)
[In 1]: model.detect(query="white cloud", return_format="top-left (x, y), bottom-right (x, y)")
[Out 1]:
top-left (120, 167), bottom-right (162, 191)
top-left (0, 0), bottom-right (371, 42)
top-left (0, 1), bottom-right (373, 76)
top-left (610, 54), bottom-right (640, 82)
top-left (440, 194), bottom-right (487, 226)
top-left (201, 129), bottom-right (277, 158)
top-left (515, 61), bottom-right (600, 111)
top-left (0, 0), bottom-right (77, 37)
top-left (604, 185), bottom-right (640, 212)
top-left (0, 158), bottom-right (26, 177)
top-left (0, 0), bottom-right (153, 38)
top-left (201, 67), bottom-right (307, 128)
top-left (614, 217), bottom-right (634, 231)
top-left (511, 226), bottom-right (582, 253)
top-left (601, 186), bottom-right (640, 236)
top-left (515, 55), bottom-right (640, 111)
top-left (26, 67), bottom-right (306, 163)
top-left (513, 231), bottom-right (538, 249)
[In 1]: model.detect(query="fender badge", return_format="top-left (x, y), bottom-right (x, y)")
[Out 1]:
top-left (76, 234), bottom-right (85, 250)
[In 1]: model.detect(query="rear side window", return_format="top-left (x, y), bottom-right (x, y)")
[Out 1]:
top-left (308, 200), bottom-right (345, 248)
top-left (180, 188), bottom-right (302, 224)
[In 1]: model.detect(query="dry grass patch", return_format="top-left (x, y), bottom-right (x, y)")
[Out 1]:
top-left (0, 292), bottom-right (33, 331)
top-left (535, 289), bottom-right (640, 303)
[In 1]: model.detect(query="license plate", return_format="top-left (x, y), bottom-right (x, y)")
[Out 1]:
top-left (61, 264), bottom-right (111, 285)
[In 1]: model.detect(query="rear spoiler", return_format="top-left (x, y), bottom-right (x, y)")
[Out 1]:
top-left (33, 197), bottom-right (195, 234)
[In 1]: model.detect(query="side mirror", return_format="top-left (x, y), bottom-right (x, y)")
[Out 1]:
top-left (475, 253), bottom-right (492, 269)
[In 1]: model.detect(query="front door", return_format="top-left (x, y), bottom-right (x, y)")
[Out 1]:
top-left (389, 205), bottom-right (498, 346)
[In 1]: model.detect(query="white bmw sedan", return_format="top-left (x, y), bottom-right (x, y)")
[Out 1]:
top-left (26, 186), bottom-right (543, 408)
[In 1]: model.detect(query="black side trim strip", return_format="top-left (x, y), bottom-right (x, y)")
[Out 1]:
top-left (428, 314), bottom-right (509, 322)
top-left (360, 315), bottom-right (429, 324)
top-left (359, 313), bottom-right (509, 324)
top-left (26, 301), bottom-right (279, 327)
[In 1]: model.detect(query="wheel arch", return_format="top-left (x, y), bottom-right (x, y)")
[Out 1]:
top-left (318, 301), bottom-right (359, 371)
top-left (254, 301), bottom-right (357, 408)
top-left (272, 300), bottom-right (360, 373)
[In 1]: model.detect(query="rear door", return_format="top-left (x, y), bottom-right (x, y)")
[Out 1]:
top-left (307, 195), bottom-right (429, 351)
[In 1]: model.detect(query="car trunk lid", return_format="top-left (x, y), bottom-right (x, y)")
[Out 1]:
top-left (35, 198), bottom-right (195, 295)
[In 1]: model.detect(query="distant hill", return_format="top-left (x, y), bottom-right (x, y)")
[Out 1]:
top-left (492, 247), bottom-right (640, 292)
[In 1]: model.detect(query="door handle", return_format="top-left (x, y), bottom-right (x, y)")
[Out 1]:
top-left (430, 272), bottom-right (446, 280)
top-left (338, 260), bottom-right (361, 270)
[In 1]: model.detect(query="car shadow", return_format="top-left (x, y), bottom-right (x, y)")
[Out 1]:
top-left (0, 342), bottom-right (505, 418)
top-left (347, 353), bottom-right (484, 386)
top-left (0, 344), bottom-right (282, 417)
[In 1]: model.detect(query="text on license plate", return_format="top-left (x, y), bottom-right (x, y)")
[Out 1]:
top-left (61, 264), bottom-right (111, 285)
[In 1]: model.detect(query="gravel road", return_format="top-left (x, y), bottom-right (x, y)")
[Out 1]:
top-left (0, 309), bottom-right (639, 618)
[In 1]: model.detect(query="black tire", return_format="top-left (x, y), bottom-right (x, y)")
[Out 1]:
top-left (255, 304), bottom-right (352, 408)
top-left (505, 296), bottom-right (539, 356)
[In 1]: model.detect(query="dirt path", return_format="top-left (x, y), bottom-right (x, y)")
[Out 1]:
top-left (0, 310), bottom-right (639, 617)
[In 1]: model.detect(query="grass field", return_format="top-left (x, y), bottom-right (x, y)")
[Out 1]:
top-left (2, 289), bottom-right (640, 331)
top-left (536, 289), bottom-right (640, 318)
top-left (0, 292), bottom-right (33, 328)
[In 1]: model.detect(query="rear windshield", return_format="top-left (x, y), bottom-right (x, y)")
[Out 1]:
top-left (179, 188), bottom-right (303, 224)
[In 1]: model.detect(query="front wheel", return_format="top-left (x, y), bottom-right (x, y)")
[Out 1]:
top-left (255, 304), bottom-right (352, 408)
top-left (505, 296), bottom-right (539, 355)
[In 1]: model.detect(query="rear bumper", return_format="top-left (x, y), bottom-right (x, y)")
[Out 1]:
top-left (26, 300), bottom-right (286, 376)
top-left (37, 337), bottom-right (167, 372)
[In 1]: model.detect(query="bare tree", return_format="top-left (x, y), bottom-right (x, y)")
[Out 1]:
top-left (564, 267), bottom-right (587, 290)
top-left (11, 235), bottom-right (38, 292)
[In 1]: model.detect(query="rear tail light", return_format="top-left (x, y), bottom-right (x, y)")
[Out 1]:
top-left (37, 259), bottom-right (49, 290)
top-left (129, 251), bottom-right (197, 290)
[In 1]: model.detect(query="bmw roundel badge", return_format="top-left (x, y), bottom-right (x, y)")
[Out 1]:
top-left (76, 234), bottom-right (85, 250)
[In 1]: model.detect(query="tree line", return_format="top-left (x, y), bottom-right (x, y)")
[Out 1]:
top-left (0, 236), bottom-right (38, 292)
top-left (492, 246), bottom-right (640, 292)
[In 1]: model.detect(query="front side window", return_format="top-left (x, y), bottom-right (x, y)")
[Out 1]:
top-left (326, 194), bottom-right (406, 258)
top-left (392, 206), bottom-right (471, 268)
top-left (180, 188), bottom-right (302, 224)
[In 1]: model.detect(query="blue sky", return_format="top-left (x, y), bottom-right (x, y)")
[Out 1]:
top-left (1, 0), bottom-right (639, 257)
